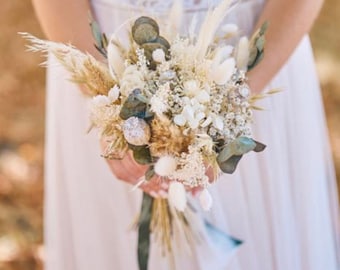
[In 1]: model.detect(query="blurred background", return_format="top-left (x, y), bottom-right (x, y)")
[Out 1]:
top-left (0, 1), bottom-right (339, 269)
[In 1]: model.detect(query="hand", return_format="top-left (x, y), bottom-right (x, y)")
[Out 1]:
top-left (101, 140), bottom-right (169, 198)
top-left (101, 140), bottom-right (216, 198)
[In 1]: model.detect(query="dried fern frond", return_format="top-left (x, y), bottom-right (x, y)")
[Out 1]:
top-left (20, 32), bottom-right (116, 96)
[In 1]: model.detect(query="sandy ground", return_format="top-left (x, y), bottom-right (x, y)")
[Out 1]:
top-left (0, 1), bottom-right (339, 269)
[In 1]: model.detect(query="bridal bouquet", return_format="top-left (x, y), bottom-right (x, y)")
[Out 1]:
top-left (22, 0), bottom-right (275, 268)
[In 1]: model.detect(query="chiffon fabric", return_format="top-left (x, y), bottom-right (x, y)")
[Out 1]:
top-left (44, 0), bottom-right (340, 269)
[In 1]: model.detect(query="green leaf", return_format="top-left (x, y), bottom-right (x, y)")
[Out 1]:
top-left (255, 36), bottom-right (265, 52)
top-left (248, 50), bottom-right (264, 70)
top-left (259, 21), bottom-right (269, 35)
top-left (253, 140), bottom-right (266, 152)
top-left (138, 193), bottom-right (154, 270)
top-left (119, 89), bottom-right (154, 120)
top-left (132, 145), bottom-right (152, 165)
top-left (248, 46), bottom-right (258, 67)
top-left (217, 137), bottom-right (256, 163)
top-left (218, 155), bottom-right (243, 174)
top-left (247, 21), bottom-right (268, 71)
top-left (90, 20), bottom-right (102, 48)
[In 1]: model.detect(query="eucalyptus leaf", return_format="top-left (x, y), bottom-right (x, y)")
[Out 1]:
top-left (247, 21), bottom-right (268, 71)
top-left (255, 36), bottom-right (265, 51)
top-left (248, 51), bottom-right (264, 70)
top-left (218, 155), bottom-right (243, 174)
top-left (132, 145), bottom-right (152, 165)
top-left (138, 193), bottom-right (153, 270)
top-left (217, 137), bottom-right (256, 163)
top-left (253, 140), bottom-right (266, 152)
top-left (119, 89), bottom-right (151, 120)
top-left (259, 21), bottom-right (269, 35)
top-left (248, 46), bottom-right (258, 67)
top-left (90, 20), bottom-right (102, 48)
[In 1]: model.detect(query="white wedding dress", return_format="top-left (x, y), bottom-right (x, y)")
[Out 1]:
top-left (45, 0), bottom-right (340, 269)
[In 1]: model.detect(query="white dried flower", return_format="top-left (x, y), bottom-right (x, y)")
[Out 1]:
top-left (150, 96), bottom-right (167, 117)
top-left (195, 90), bottom-right (210, 103)
top-left (183, 80), bottom-right (200, 97)
top-left (154, 155), bottom-right (177, 177)
top-left (152, 48), bottom-right (166, 63)
top-left (120, 65), bottom-right (145, 97)
top-left (199, 188), bottom-right (213, 211)
top-left (168, 181), bottom-right (187, 212)
top-left (108, 85), bottom-right (120, 103)
top-left (212, 45), bottom-right (233, 67)
top-left (92, 95), bottom-right (110, 107)
top-left (122, 117), bottom-right (150, 146)
top-left (174, 114), bottom-right (186, 126)
top-left (201, 116), bottom-right (212, 127)
top-left (236, 36), bottom-right (250, 71)
top-left (222, 24), bottom-right (239, 36)
top-left (239, 86), bottom-right (250, 97)
top-left (211, 58), bottom-right (235, 85)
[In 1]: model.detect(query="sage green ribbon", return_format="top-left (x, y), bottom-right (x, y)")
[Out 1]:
top-left (137, 193), bottom-right (153, 270)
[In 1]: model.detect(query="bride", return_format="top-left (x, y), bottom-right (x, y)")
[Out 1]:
top-left (32, 0), bottom-right (339, 269)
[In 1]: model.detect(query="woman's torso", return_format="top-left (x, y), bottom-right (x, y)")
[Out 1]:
top-left (90, 0), bottom-right (266, 37)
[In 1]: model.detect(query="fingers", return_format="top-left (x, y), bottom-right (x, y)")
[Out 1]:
top-left (140, 177), bottom-right (169, 198)
top-left (105, 151), bottom-right (147, 184)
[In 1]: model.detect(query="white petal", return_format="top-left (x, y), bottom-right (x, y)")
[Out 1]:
top-left (212, 45), bottom-right (233, 66)
top-left (92, 95), bottom-right (109, 106)
top-left (154, 156), bottom-right (177, 177)
top-left (174, 114), bottom-right (186, 126)
top-left (236, 36), bottom-right (250, 71)
top-left (168, 182), bottom-right (187, 212)
top-left (108, 85), bottom-right (120, 102)
top-left (188, 118), bottom-right (199, 129)
top-left (201, 116), bottom-right (213, 127)
top-left (222, 24), bottom-right (239, 36)
top-left (152, 48), bottom-right (166, 63)
top-left (195, 90), bottom-right (210, 103)
top-left (199, 189), bottom-right (213, 211)
top-left (182, 105), bottom-right (195, 121)
top-left (183, 80), bottom-right (200, 97)
top-left (213, 116), bottom-right (224, 130)
top-left (211, 58), bottom-right (235, 85)
top-left (195, 112), bottom-right (206, 122)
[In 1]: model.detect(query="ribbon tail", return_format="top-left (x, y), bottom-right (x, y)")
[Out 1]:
top-left (137, 192), bottom-right (154, 270)
top-left (204, 220), bottom-right (243, 250)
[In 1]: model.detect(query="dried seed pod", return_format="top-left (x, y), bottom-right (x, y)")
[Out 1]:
top-left (132, 16), bottom-right (159, 45)
top-left (122, 117), bottom-right (151, 146)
